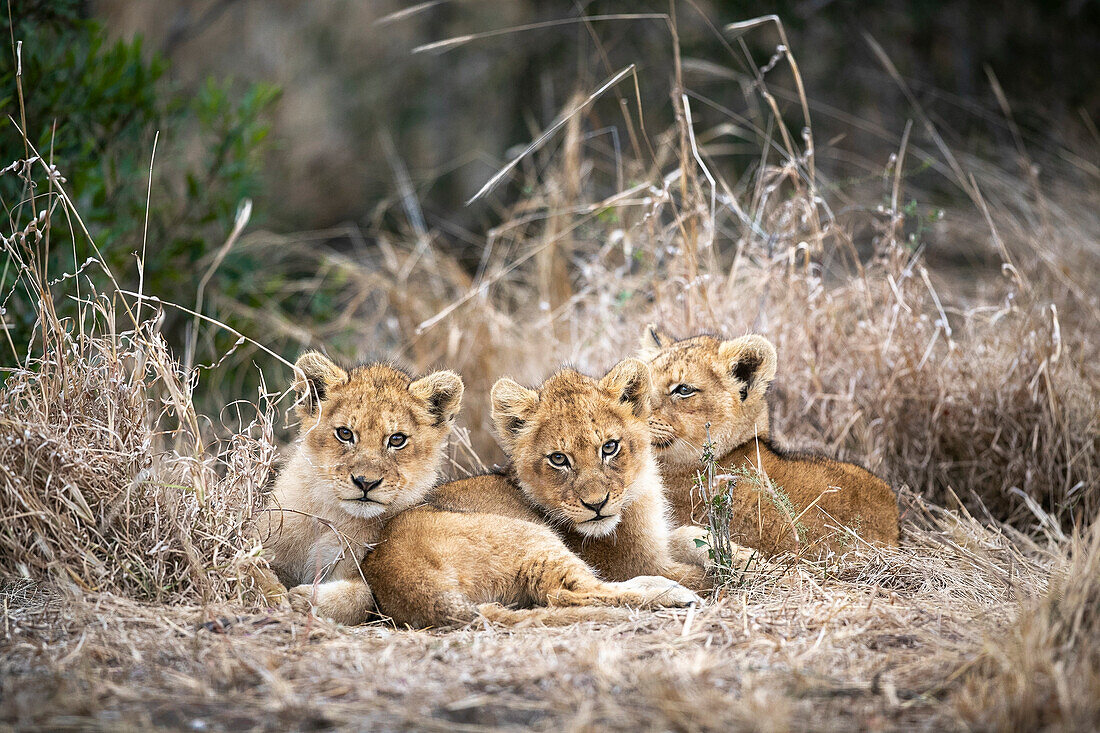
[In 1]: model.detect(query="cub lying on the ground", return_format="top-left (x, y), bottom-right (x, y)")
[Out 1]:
top-left (431, 358), bottom-right (712, 589)
top-left (262, 352), bottom-right (697, 627)
top-left (257, 352), bottom-right (464, 624)
top-left (639, 328), bottom-right (900, 557)
top-left (363, 506), bottom-right (699, 628)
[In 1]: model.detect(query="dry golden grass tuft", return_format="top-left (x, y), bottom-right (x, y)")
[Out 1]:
top-left (0, 316), bottom-right (277, 604)
top-left (2, 11), bottom-right (1099, 730)
top-left (952, 514), bottom-right (1100, 730)
top-left (0, 150), bottom-right (279, 607)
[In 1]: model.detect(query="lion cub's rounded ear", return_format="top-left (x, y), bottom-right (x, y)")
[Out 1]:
top-left (409, 370), bottom-right (465, 426)
top-left (490, 377), bottom-right (539, 446)
top-left (293, 351), bottom-right (349, 418)
top-left (717, 335), bottom-right (777, 402)
top-left (599, 358), bottom-right (652, 418)
top-left (636, 323), bottom-right (674, 361)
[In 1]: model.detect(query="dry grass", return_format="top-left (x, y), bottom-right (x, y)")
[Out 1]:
top-left (2, 11), bottom-right (1099, 731)
top-left (0, 497), bottom-right (1055, 731)
top-left (0, 146), bottom-right (276, 608)
top-left (0, 317), bottom-right (276, 605)
top-left (952, 515), bottom-right (1100, 730)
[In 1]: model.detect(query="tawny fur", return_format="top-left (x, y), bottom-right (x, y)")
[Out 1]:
top-left (431, 359), bottom-right (711, 590)
top-left (363, 506), bottom-right (700, 628)
top-left (256, 352), bottom-right (463, 624)
top-left (639, 328), bottom-right (900, 556)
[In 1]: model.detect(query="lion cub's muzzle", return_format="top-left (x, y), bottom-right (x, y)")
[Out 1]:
top-left (572, 490), bottom-right (622, 537)
top-left (579, 492), bottom-right (611, 519)
top-left (647, 416), bottom-right (677, 449)
top-left (574, 512), bottom-right (621, 537)
top-left (351, 475), bottom-right (385, 504)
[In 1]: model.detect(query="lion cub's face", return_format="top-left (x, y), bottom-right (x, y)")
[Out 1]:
top-left (291, 352), bottom-right (463, 520)
top-left (491, 359), bottom-right (655, 538)
top-left (638, 328), bottom-right (777, 468)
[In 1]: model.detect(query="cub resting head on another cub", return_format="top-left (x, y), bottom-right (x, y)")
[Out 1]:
top-left (261, 325), bottom-right (899, 625)
top-left (639, 327), bottom-right (900, 556)
top-left (432, 358), bottom-right (714, 589)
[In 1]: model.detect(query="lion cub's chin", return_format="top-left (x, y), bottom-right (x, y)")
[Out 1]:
top-left (338, 500), bottom-right (389, 520)
top-left (574, 514), bottom-right (621, 538)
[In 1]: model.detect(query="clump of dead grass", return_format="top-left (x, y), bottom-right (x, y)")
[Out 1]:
top-left (0, 151), bottom-right (276, 605)
top-left (951, 511), bottom-right (1100, 729)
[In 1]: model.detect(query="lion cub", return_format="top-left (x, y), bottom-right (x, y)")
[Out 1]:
top-left (363, 507), bottom-right (700, 628)
top-left (639, 328), bottom-right (900, 557)
top-left (257, 352), bottom-right (463, 624)
top-left (431, 358), bottom-right (710, 589)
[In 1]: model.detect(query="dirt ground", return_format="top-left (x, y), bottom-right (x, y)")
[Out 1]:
top-left (0, 497), bottom-right (1046, 732)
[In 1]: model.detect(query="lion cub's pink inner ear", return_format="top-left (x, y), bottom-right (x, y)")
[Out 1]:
top-left (717, 335), bottom-right (778, 402)
top-left (409, 370), bottom-right (465, 425)
top-left (293, 351), bottom-right (349, 416)
top-left (490, 377), bottom-right (539, 442)
top-left (599, 358), bottom-right (652, 418)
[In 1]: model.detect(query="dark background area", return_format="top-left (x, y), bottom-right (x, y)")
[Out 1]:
top-left (91, 0), bottom-right (1100, 237)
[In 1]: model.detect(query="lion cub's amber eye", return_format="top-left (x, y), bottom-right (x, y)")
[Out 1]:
top-left (334, 427), bottom-right (355, 443)
top-left (672, 384), bottom-right (697, 397)
top-left (548, 452), bottom-right (570, 468)
top-left (601, 439), bottom-right (620, 458)
top-left (388, 433), bottom-right (408, 449)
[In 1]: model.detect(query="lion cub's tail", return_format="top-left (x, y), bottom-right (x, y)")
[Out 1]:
top-left (475, 603), bottom-right (635, 628)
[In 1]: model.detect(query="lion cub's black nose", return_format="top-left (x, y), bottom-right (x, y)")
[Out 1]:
top-left (580, 492), bottom-right (610, 515)
top-left (352, 475), bottom-right (383, 496)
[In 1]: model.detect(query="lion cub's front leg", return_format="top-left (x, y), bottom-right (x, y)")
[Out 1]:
top-left (667, 525), bottom-right (761, 590)
top-left (670, 524), bottom-right (758, 566)
top-left (530, 543), bottom-right (701, 609)
top-left (288, 554), bottom-right (378, 620)
top-left (288, 578), bottom-right (376, 625)
top-left (283, 534), bottom-right (378, 625)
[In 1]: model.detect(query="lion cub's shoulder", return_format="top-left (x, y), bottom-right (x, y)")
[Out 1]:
top-left (430, 472), bottom-right (542, 524)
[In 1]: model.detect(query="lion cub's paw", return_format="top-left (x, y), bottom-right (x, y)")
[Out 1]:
top-left (728, 542), bottom-right (760, 568)
top-left (286, 580), bottom-right (377, 625)
top-left (618, 575), bottom-right (701, 608)
top-left (287, 584), bottom-right (316, 615)
top-left (670, 525), bottom-right (713, 567)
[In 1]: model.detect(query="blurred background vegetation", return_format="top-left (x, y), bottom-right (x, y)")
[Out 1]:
top-left (1, 0), bottom-right (277, 369)
top-left (88, 0), bottom-right (1098, 230)
top-left (3, 0), bottom-right (1098, 400)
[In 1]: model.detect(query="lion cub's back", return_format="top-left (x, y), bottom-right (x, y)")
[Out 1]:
top-left (764, 447), bottom-right (900, 550)
top-left (825, 458), bottom-right (900, 546)
top-left (721, 443), bottom-right (899, 555)
top-left (430, 472), bottom-right (543, 524)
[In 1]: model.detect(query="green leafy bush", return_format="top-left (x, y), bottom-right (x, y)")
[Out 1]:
top-left (1, 2), bottom-right (278, 367)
